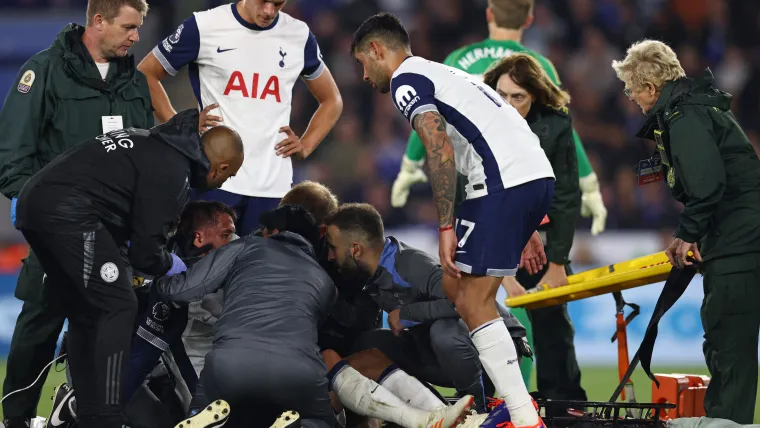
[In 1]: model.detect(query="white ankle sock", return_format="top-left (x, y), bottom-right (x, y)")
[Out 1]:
top-left (330, 363), bottom-right (431, 428)
top-left (379, 365), bottom-right (446, 410)
top-left (471, 319), bottom-right (538, 427)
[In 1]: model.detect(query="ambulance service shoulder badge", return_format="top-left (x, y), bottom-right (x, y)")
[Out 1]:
top-left (17, 70), bottom-right (35, 94)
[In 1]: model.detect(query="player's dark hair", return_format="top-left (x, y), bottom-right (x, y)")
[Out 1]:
top-left (86, 0), bottom-right (149, 25)
top-left (351, 12), bottom-right (411, 55)
top-left (260, 204), bottom-right (321, 249)
top-left (171, 201), bottom-right (237, 256)
top-left (280, 181), bottom-right (339, 225)
top-left (483, 53), bottom-right (571, 110)
top-left (325, 203), bottom-right (385, 250)
top-left (488, 0), bottom-right (533, 30)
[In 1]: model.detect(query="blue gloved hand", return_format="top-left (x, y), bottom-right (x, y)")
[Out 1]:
top-left (10, 197), bottom-right (17, 227)
top-left (165, 253), bottom-right (187, 276)
top-left (400, 319), bottom-right (421, 328)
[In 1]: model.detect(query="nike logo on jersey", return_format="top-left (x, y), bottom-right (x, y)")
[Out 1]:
top-left (217, 47), bottom-right (236, 53)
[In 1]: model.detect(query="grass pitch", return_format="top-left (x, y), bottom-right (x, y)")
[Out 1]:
top-left (1, 362), bottom-right (757, 422)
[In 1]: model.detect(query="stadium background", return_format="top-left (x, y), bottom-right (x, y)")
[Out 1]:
top-left (0, 0), bottom-right (758, 421)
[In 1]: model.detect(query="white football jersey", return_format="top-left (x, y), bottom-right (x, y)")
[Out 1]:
top-left (391, 57), bottom-right (554, 200)
top-left (153, 4), bottom-right (325, 197)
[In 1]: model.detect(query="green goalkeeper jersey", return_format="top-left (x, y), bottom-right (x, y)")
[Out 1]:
top-left (404, 39), bottom-right (593, 178)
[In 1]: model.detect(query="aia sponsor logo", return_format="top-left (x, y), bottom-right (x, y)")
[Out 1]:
top-left (223, 71), bottom-right (281, 103)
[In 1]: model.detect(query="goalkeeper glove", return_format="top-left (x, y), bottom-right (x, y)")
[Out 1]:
top-left (579, 172), bottom-right (607, 236)
top-left (391, 155), bottom-right (428, 208)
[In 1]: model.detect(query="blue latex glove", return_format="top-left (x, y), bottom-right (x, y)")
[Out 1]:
top-left (400, 319), bottom-right (421, 328)
top-left (165, 253), bottom-right (187, 276)
top-left (10, 197), bottom-right (17, 227)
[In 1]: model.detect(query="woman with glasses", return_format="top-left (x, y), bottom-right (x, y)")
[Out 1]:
top-left (482, 53), bottom-right (586, 413)
top-left (612, 39), bottom-right (760, 424)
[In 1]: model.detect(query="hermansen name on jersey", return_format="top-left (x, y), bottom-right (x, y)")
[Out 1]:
top-left (153, 4), bottom-right (325, 198)
top-left (455, 46), bottom-right (516, 71)
top-left (390, 57), bottom-right (554, 200)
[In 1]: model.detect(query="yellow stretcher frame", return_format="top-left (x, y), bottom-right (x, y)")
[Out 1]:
top-left (505, 252), bottom-right (674, 310)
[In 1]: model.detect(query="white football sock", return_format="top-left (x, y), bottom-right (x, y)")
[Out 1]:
top-left (379, 365), bottom-right (446, 410)
top-left (330, 363), bottom-right (431, 428)
top-left (471, 319), bottom-right (538, 427)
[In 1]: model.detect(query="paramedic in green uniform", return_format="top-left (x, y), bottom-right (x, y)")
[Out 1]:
top-left (613, 39), bottom-right (760, 424)
top-left (0, 1), bottom-right (152, 425)
top-left (483, 53), bottom-right (585, 407)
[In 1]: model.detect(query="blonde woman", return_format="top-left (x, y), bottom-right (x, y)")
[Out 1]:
top-left (613, 39), bottom-right (760, 424)
top-left (483, 53), bottom-right (586, 411)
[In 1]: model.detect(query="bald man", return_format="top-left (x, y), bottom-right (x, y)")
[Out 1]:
top-left (13, 109), bottom-right (243, 428)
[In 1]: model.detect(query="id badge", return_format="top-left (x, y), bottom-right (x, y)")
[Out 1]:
top-left (102, 115), bottom-right (124, 133)
top-left (635, 157), bottom-right (663, 186)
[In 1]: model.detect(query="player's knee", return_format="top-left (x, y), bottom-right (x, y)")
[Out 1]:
top-left (321, 349), bottom-right (343, 371)
top-left (344, 348), bottom-right (393, 381)
top-left (454, 286), bottom-right (490, 320)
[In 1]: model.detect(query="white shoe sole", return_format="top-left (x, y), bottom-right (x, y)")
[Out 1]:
top-left (175, 400), bottom-right (230, 428)
top-left (270, 410), bottom-right (300, 428)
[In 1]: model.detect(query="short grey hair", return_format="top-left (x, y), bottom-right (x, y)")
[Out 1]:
top-left (611, 39), bottom-right (686, 91)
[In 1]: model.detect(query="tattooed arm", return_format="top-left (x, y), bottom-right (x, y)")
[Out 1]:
top-left (412, 111), bottom-right (457, 228)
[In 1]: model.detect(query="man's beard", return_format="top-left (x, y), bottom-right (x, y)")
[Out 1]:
top-left (338, 255), bottom-right (372, 286)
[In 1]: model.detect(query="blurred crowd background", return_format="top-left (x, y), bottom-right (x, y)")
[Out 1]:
top-left (1, 0), bottom-right (760, 241)
top-left (1, 0), bottom-right (760, 382)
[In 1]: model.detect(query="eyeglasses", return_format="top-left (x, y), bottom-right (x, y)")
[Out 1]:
top-left (624, 88), bottom-right (633, 99)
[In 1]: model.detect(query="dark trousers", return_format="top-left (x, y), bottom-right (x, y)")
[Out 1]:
top-left (351, 320), bottom-right (485, 411)
top-left (20, 227), bottom-right (137, 428)
top-left (701, 256), bottom-right (760, 424)
top-left (516, 260), bottom-right (587, 402)
top-left (2, 250), bottom-right (66, 421)
top-left (201, 349), bottom-right (334, 428)
top-left (191, 189), bottom-right (280, 236)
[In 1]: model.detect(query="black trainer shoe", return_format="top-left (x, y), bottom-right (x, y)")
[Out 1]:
top-left (44, 383), bottom-right (76, 428)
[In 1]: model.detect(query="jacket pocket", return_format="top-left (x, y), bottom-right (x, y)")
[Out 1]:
top-left (114, 81), bottom-right (152, 128)
top-left (51, 84), bottom-right (109, 150)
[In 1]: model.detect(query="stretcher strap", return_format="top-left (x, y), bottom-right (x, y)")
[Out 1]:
top-left (610, 291), bottom-right (641, 343)
top-left (608, 264), bottom-right (698, 404)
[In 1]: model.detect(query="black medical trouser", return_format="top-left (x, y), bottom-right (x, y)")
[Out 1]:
top-left (516, 261), bottom-right (587, 404)
top-left (2, 249), bottom-right (67, 422)
top-left (701, 255), bottom-right (760, 424)
top-left (201, 347), bottom-right (335, 428)
top-left (20, 227), bottom-right (137, 428)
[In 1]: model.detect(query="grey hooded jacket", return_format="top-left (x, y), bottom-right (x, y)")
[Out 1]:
top-left (154, 231), bottom-right (337, 366)
top-left (364, 237), bottom-right (526, 337)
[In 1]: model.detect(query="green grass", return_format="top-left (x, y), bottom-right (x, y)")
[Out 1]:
top-left (1, 362), bottom-right (758, 423)
top-left (0, 360), bottom-right (68, 421)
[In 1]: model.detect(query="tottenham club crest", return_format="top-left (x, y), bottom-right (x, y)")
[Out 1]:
top-left (100, 262), bottom-right (119, 283)
top-left (152, 302), bottom-right (171, 322)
